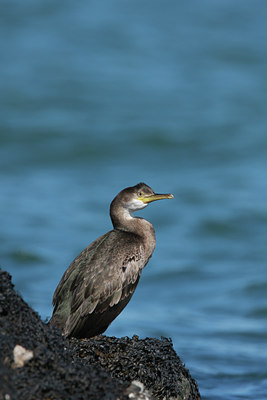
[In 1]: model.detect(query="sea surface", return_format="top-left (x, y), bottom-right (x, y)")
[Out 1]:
top-left (1, 1), bottom-right (267, 399)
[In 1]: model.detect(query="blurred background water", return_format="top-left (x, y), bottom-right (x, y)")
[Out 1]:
top-left (1, 1), bottom-right (267, 398)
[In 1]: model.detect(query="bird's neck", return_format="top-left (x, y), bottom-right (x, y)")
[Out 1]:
top-left (110, 207), bottom-right (156, 256)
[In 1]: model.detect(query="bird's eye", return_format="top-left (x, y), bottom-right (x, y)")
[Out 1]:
top-left (138, 192), bottom-right (143, 197)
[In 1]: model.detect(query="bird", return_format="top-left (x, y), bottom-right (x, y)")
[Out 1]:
top-left (50, 182), bottom-right (174, 338)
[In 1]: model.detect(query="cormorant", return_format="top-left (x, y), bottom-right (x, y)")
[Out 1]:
top-left (50, 182), bottom-right (173, 338)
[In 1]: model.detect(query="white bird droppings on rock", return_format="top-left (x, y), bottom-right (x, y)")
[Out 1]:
top-left (13, 344), bottom-right (33, 368)
top-left (125, 380), bottom-right (154, 400)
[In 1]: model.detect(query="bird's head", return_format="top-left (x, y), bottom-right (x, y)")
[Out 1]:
top-left (112, 182), bottom-right (174, 214)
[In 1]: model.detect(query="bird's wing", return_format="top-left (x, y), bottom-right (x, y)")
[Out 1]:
top-left (70, 231), bottom-right (145, 317)
top-left (52, 231), bottom-right (111, 307)
top-left (52, 230), bottom-right (147, 336)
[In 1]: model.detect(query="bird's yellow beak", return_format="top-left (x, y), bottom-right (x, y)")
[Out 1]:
top-left (138, 193), bottom-right (174, 204)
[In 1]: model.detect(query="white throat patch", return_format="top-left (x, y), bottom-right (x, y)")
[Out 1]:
top-left (124, 199), bottom-right (148, 218)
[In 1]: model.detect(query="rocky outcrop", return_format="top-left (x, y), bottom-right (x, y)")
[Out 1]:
top-left (0, 268), bottom-right (201, 400)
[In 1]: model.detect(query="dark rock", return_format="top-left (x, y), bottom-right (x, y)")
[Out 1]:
top-left (0, 268), bottom-right (201, 400)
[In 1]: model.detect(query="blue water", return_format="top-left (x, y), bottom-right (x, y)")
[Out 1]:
top-left (1, 1), bottom-right (267, 398)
